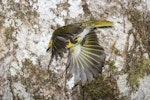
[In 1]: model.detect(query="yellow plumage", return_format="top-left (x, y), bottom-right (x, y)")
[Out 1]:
top-left (47, 20), bottom-right (113, 85)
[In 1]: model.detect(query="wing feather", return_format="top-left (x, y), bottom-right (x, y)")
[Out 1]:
top-left (67, 31), bottom-right (106, 85)
top-left (48, 24), bottom-right (84, 65)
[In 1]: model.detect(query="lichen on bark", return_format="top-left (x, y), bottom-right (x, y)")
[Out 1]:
top-left (0, 0), bottom-right (150, 100)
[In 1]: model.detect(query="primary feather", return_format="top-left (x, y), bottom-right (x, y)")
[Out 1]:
top-left (67, 31), bottom-right (106, 85)
top-left (47, 20), bottom-right (113, 85)
top-left (47, 20), bottom-right (113, 65)
top-left (47, 23), bottom-right (84, 64)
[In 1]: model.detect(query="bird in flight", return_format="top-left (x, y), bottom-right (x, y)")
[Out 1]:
top-left (47, 20), bottom-right (113, 85)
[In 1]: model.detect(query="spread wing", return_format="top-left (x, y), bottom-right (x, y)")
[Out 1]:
top-left (47, 24), bottom-right (83, 65)
top-left (47, 20), bottom-right (113, 66)
top-left (67, 31), bottom-right (106, 85)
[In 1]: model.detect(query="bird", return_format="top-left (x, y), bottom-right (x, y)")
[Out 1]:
top-left (47, 20), bottom-right (113, 85)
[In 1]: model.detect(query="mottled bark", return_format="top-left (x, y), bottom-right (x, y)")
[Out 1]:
top-left (0, 0), bottom-right (149, 100)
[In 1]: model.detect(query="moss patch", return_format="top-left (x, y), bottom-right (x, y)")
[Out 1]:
top-left (82, 74), bottom-right (121, 100)
top-left (5, 26), bottom-right (15, 41)
top-left (12, 59), bottom-right (61, 99)
top-left (125, 9), bottom-right (150, 91)
top-left (127, 57), bottom-right (150, 90)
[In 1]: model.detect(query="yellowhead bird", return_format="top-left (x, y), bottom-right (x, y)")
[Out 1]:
top-left (47, 20), bottom-right (113, 85)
